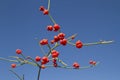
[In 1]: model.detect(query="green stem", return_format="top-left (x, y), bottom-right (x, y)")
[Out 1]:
top-left (57, 65), bottom-right (93, 70)
top-left (67, 41), bottom-right (75, 46)
top-left (48, 0), bottom-right (50, 11)
top-left (46, 44), bottom-right (52, 57)
top-left (57, 58), bottom-right (68, 66)
top-left (0, 57), bottom-right (18, 62)
top-left (48, 14), bottom-right (56, 24)
top-left (28, 57), bottom-right (40, 67)
top-left (44, 62), bottom-right (99, 70)
top-left (20, 54), bottom-right (26, 59)
top-left (39, 44), bottom-right (46, 55)
top-left (24, 60), bottom-right (38, 66)
top-left (22, 74), bottom-right (24, 80)
top-left (47, 42), bottom-right (60, 57)
top-left (47, 0), bottom-right (56, 24)
top-left (67, 33), bottom-right (77, 40)
top-left (83, 40), bottom-right (114, 46)
top-left (9, 70), bottom-right (23, 80)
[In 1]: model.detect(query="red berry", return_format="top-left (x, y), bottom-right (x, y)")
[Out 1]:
top-left (60, 39), bottom-right (67, 46)
top-left (73, 62), bottom-right (80, 69)
top-left (41, 65), bottom-right (46, 69)
top-left (35, 56), bottom-right (41, 62)
top-left (47, 25), bottom-right (53, 31)
top-left (71, 35), bottom-right (75, 39)
top-left (51, 40), bottom-right (55, 44)
top-left (52, 59), bottom-right (57, 63)
top-left (75, 40), bottom-right (83, 48)
top-left (53, 24), bottom-right (60, 32)
top-left (89, 60), bottom-right (97, 66)
top-left (53, 63), bottom-right (58, 67)
top-left (92, 61), bottom-right (96, 65)
top-left (51, 50), bottom-right (59, 58)
top-left (89, 60), bottom-right (93, 64)
top-left (40, 39), bottom-right (48, 45)
top-left (42, 56), bottom-right (49, 63)
top-left (54, 36), bottom-right (60, 42)
top-left (16, 49), bottom-right (22, 54)
top-left (58, 33), bottom-right (65, 40)
top-left (43, 9), bottom-right (49, 15)
top-left (39, 6), bottom-right (45, 11)
top-left (41, 61), bottom-right (47, 65)
top-left (11, 64), bottom-right (16, 68)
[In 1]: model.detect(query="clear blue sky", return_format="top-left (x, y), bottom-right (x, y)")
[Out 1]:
top-left (0, 0), bottom-right (120, 80)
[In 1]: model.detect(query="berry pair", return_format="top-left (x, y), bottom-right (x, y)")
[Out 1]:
top-left (40, 39), bottom-right (48, 45)
top-left (39, 6), bottom-right (49, 15)
top-left (89, 60), bottom-right (96, 65)
top-left (52, 59), bottom-right (58, 67)
top-left (47, 24), bottom-right (60, 32)
top-left (35, 56), bottom-right (49, 64)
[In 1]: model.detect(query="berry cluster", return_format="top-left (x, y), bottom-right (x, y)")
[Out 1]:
top-left (0, 0), bottom-right (113, 80)
top-left (10, 0), bottom-right (98, 70)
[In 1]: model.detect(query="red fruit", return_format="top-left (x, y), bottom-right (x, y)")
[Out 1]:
top-left (92, 61), bottom-right (96, 65)
top-left (51, 50), bottom-right (59, 58)
top-left (11, 64), bottom-right (16, 68)
top-left (43, 9), bottom-right (49, 15)
top-left (73, 62), bottom-right (80, 69)
top-left (16, 49), bottom-right (22, 54)
top-left (53, 24), bottom-right (60, 32)
top-left (75, 40), bottom-right (83, 48)
top-left (41, 61), bottom-right (47, 65)
top-left (42, 56), bottom-right (49, 63)
top-left (89, 60), bottom-right (96, 66)
top-left (89, 60), bottom-right (93, 64)
top-left (41, 65), bottom-right (46, 69)
top-left (53, 63), bottom-right (58, 67)
top-left (35, 56), bottom-right (41, 62)
top-left (47, 25), bottom-right (53, 31)
top-left (52, 52), bottom-right (59, 58)
top-left (54, 36), bottom-right (60, 42)
top-left (71, 35), bottom-right (75, 39)
top-left (40, 39), bottom-right (48, 45)
top-left (39, 6), bottom-right (45, 11)
top-left (58, 33), bottom-right (65, 40)
top-left (51, 40), bottom-right (55, 44)
top-left (52, 59), bottom-right (57, 63)
top-left (60, 39), bottom-right (67, 46)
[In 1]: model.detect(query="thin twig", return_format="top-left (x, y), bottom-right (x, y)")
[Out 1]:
top-left (57, 58), bottom-right (68, 66)
top-left (0, 57), bottom-right (18, 62)
top-left (48, 0), bottom-right (50, 11)
top-left (67, 33), bottom-right (77, 40)
top-left (20, 54), bottom-right (26, 59)
top-left (37, 67), bottom-right (41, 80)
top-left (9, 70), bottom-right (23, 80)
top-left (47, 43), bottom-right (60, 57)
top-left (39, 44), bottom-right (46, 55)
top-left (46, 44), bottom-right (52, 57)
top-left (28, 57), bottom-right (40, 67)
top-left (83, 40), bottom-right (114, 46)
top-left (48, 13), bottom-right (56, 24)
top-left (22, 74), bottom-right (24, 80)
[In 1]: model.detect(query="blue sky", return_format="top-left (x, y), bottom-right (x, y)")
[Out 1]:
top-left (0, 0), bottom-right (120, 80)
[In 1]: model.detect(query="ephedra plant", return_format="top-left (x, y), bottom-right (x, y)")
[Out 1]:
top-left (0, 0), bottom-right (113, 80)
